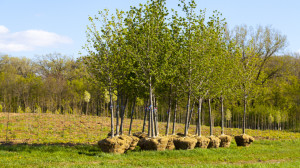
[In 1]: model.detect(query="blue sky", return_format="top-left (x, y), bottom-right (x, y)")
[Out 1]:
top-left (0, 0), bottom-right (299, 58)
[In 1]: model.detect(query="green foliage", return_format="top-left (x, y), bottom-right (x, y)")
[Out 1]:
top-left (0, 104), bottom-right (2, 112)
top-left (136, 97), bottom-right (144, 106)
top-left (35, 106), bottom-right (42, 113)
top-left (84, 90), bottom-right (91, 103)
top-left (268, 113), bottom-right (274, 124)
top-left (225, 109), bottom-right (232, 121)
top-left (0, 0), bottom-right (298, 135)
top-left (55, 109), bottom-right (60, 115)
top-left (17, 106), bottom-right (24, 113)
top-left (25, 107), bottom-right (31, 113)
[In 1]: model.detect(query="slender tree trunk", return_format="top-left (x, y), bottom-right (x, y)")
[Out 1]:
top-left (184, 90), bottom-right (191, 136)
top-left (109, 86), bottom-right (114, 138)
top-left (172, 99), bottom-right (177, 135)
top-left (254, 113), bottom-right (257, 130)
top-left (149, 77), bottom-right (154, 137)
top-left (115, 94), bottom-right (120, 136)
top-left (208, 98), bottom-right (213, 136)
top-left (148, 103), bottom-right (152, 137)
top-left (165, 86), bottom-right (172, 136)
top-left (197, 97), bottom-right (202, 136)
top-left (153, 96), bottom-right (159, 136)
top-left (221, 96), bottom-right (224, 135)
top-left (202, 103), bottom-right (205, 126)
top-left (187, 101), bottom-right (195, 130)
top-left (243, 94), bottom-right (247, 134)
top-left (238, 110), bottom-right (240, 129)
top-left (6, 111), bottom-right (10, 143)
top-left (85, 102), bottom-right (88, 115)
top-left (142, 104), bottom-right (148, 133)
top-left (119, 97), bottom-right (128, 135)
top-left (129, 97), bottom-right (136, 135)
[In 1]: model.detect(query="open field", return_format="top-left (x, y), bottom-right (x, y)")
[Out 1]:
top-left (1, 113), bottom-right (300, 144)
top-left (1, 113), bottom-right (300, 167)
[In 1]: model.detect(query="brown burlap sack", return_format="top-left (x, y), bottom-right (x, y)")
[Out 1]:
top-left (173, 137), bottom-right (197, 150)
top-left (234, 134), bottom-right (255, 147)
top-left (207, 136), bottom-right (221, 148)
top-left (218, 134), bottom-right (232, 148)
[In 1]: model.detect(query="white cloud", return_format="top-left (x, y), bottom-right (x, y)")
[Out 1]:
top-left (0, 25), bottom-right (72, 52)
top-left (0, 26), bottom-right (9, 34)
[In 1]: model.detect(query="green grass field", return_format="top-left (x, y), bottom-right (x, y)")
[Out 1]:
top-left (1, 140), bottom-right (300, 167)
top-left (1, 113), bottom-right (300, 167)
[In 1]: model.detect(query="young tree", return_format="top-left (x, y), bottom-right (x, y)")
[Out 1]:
top-left (84, 9), bottom-right (121, 138)
top-left (125, 0), bottom-right (170, 137)
top-left (84, 90), bottom-right (91, 115)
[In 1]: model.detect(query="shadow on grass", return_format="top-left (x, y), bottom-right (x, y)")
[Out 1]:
top-left (0, 141), bottom-right (105, 157)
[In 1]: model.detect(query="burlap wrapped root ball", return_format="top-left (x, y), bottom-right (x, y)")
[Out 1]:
top-left (98, 135), bottom-right (139, 154)
top-left (234, 134), bottom-right (255, 147)
top-left (138, 137), bottom-right (169, 151)
top-left (195, 136), bottom-right (210, 148)
top-left (218, 134), bottom-right (232, 148)
top-left (128, 136), bottom-right (140, 150)
top-left (133, 132), bottom-right (148, 139)
top-left (165, 136), bottom-right (176, 150)
top-left (98, 136), bottom-right (130, 154)
top-left (173, 137), bottom-right (197, 150)
top-left (207, 136), bottom-right (221, 148)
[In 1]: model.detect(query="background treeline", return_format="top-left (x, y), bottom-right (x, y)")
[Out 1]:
top-left (0, 0), bottom-right (299, 133)
top-left (0, 49), bottom-right (299, 132)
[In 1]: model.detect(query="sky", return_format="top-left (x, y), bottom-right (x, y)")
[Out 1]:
top-left (0, 0), bottom-right (300, 58)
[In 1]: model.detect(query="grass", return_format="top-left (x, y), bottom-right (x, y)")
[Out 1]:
top-left (1, 113), bottom-right (300, 144)
top-left (1, 113), bottom-right (300, 167)
top-left (0, 140), bottom-right (300, 167)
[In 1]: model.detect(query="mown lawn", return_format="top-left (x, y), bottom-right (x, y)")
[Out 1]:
top-left (0, 140), bottom-right (300, 167)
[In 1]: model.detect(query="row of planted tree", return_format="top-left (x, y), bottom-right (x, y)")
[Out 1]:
top-left (83, 0), bottom-right (299, 140)
top-left (0, 0), bottom-right (299, 136)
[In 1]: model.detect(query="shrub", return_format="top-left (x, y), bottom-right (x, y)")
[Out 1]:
top-left (55, 109), bottom-right (60, 114)
top-left (25, 107), bottom-right (32, 113)
top-left (35, 106), bottom-right (42, 113)
top-left (17, 106), bottom-right (24, 113)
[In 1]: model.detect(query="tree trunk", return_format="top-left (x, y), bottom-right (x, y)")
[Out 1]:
top-left (242, 94), bottom-right (247, 134)
top-left (184, 90), bottom-right (191, 136)
top-left (149, 77), bottom-right (155, 137)
top-left (165, 86), bottom-right (172, 136)
top-left (220, 96), bottom-right (224, 135)
top-left (85, 102), bottom-right (89, 115)
top-left (197, 97), bottom-right (203, 136)
top-left (119, 97), bottom-right (128, 135)
top-left (202, 103), bottom-right (205, 126)
top-left (6, 111), bottom-right (10, 143)
top-left (109, 86), bottom-right (114, 138)
top-left (153, 96), bottom-right (159, 136)
top-left (129, 97), bottom-right (136, 135)
top-left (187, 101), bottom-right (195, 130)
top-left (142, 104), bottom-right (148, 133)
top-left (208, 98), bottom-right (213, 136)
top-left (115, 94), bottom-right (120, 136)
top-left (172, 99), bottom-right (177, 135)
